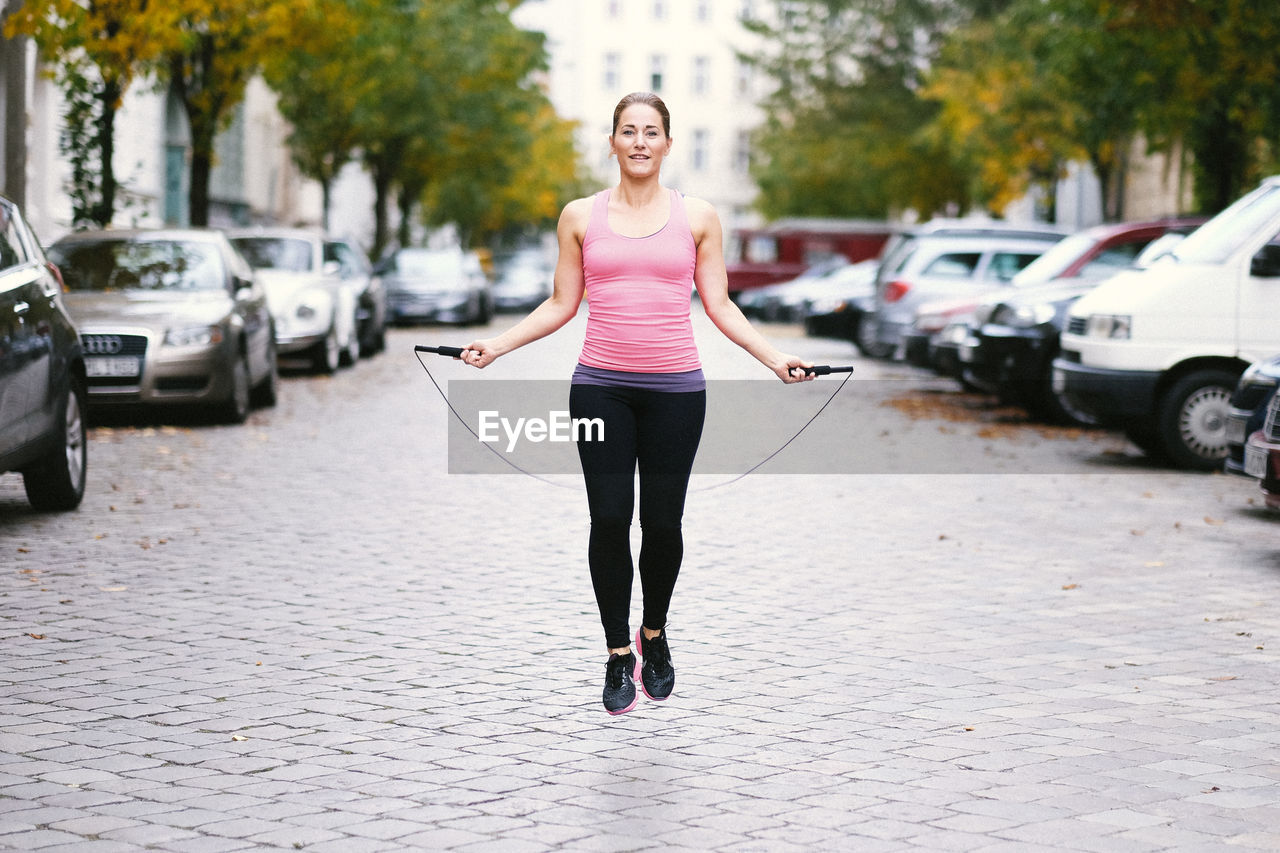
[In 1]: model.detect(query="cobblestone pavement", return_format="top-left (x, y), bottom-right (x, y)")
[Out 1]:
top-left (3, 309), bottom-right (1279, 852)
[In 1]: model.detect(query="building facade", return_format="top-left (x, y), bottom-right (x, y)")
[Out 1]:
top-left (512, 0), bottom-right (769, 234)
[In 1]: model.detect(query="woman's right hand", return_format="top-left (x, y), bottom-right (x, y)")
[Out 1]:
top-left (460, 339), bottom-right (498, 369)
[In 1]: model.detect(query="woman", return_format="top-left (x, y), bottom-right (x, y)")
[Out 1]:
top-left (462, 92), bottom-right (814, 715)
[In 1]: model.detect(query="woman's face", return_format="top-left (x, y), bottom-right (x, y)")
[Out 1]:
top-left (610, 104), bottom-right (671, 178)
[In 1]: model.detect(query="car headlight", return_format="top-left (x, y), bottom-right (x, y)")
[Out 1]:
top-left (991, 302), bottom-right (1056, 328)
top-left (1086, 313), bottom-right (1132, 339)
top-left (164, 324), bottom-right (224, 347)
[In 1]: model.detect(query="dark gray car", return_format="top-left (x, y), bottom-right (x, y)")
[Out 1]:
top-left (0, 195), bottom-right (88, 511)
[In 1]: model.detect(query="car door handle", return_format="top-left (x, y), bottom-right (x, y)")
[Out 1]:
top-left (13, 301), bottom-right (30, 315)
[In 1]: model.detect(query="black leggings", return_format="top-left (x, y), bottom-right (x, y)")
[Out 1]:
top-left (569, 382), bottom-right (706, 649)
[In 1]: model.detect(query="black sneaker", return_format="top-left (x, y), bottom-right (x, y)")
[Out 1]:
top-left (635, 627), bottom-right (674, 701)
top-left (602, 652), bottom-right (638, 715)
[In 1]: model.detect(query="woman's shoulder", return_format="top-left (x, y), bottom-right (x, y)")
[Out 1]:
top-left (679, 194), bottom-right (721, 233)
top-left (558, 195), bottom-right (597, 233)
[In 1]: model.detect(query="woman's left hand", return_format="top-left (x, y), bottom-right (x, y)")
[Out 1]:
top-left (777, 357), bottom-right (817, 383)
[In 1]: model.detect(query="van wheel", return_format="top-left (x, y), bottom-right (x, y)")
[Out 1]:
top-left (1155, 369), bottom-right (1239, 470)
top-left (23, 375), bottom-right (88, 511)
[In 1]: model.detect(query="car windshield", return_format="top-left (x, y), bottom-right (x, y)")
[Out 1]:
top-left (231, 237), bottom-right (313, 272)
top-left (50, 240), bottom-right (224, 292)
top-left (1012, 232), bottom-right (1097, 286)
top-left (1174, 182), bottom-right (1280, 264)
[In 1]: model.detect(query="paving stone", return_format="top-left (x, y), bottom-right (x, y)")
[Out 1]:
top-left (3, 320), bottom-right (1280, 852)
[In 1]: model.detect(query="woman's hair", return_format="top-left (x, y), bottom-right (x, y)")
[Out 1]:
top-left (611, 92), bottom-right (671, 138)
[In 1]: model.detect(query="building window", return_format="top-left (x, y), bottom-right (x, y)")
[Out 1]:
top-left (696, 0), bottom-right (712, 21)
top-left (650, 55), bottom-right (665, 92)
top-left (692, 56), bottom-right (710, 96)
top-left (604, 53), bottom-right (621, 91)
top-left (692, 129), bottom-right (709, 172)
top-left (653, 0), bottom-right (666, 19)
top-left (739, 0), bottom-right (755, 20)
top-left (735, 130), bottom-right (751, 174)
top-left (607, 0), bottom-right (621, 18)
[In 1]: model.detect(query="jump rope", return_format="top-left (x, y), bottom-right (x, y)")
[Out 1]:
top-left (414, 344), bottom-right (853, 492)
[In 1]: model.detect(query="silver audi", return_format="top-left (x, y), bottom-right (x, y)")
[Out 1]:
top-left (47, 229), bottom-right (278, 423)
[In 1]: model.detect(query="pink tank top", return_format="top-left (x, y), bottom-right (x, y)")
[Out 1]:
top-left (578, 189), bottom-right (701, 373)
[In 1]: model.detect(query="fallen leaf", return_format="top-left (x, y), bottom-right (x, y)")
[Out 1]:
top-left (17, 547), bottom-right (29, 553)
top-left (27, 633), bottom-right (44, 640)
top-left (1062, 583), bottom-right (1079, 590)
top-left (1211, 676), bottom-right (1237, 681)
top-left (99, 586), bottom-right (127, 592)
top-left (1204, 516), bottom-right (1223, 526)
top-left (1144, 561), bottom-right (1164, 568)
top-left (1203, 786), bottom-right (1220, 794)
top-left (1130, 529), bottom-right (1144, 536)
top-left (231, 735), bottom-right (249, 742)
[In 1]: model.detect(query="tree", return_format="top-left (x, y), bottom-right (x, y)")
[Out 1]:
top-left (265, 0), bottom-right (580, 256)
top-left (153, 0), bottom-right (304, 226)
top-left (259, 0), bottom-right (365, 230)
top-left (742, 0), bottom-right (980, 220)
top-left (5, 0), bottom-right (162, 226)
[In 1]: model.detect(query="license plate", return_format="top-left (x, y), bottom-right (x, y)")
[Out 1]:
top-left (86, 356), bottom-right (141, 378)
top-left (1245, 444), bottom-right (1268, 479)
top-left (1226, 414), bottom-right (1247, 447)
top-left (1052, 367), bottom-right (1065, 394)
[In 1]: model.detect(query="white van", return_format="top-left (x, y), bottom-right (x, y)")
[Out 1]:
top-left (1053, 175), bottom-right (1280, 470)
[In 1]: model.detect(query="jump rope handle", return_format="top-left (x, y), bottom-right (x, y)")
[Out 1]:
top-left (792, 365), bottom-right (855, 377)
top-left (415, 345), bottom-right (465, 358)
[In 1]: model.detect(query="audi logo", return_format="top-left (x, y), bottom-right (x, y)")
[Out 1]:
top-left (83, 335), bottom-right (125, 355)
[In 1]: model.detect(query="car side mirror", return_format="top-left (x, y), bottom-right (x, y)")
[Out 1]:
top-left (1251, 243), bottom-right (1280, 278)
top-left (322, 259), bottom-right (342, 277)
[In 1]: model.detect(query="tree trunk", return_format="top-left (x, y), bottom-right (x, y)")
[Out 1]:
top-left (320, 177), bottom-right (331, 233)
top-left (396, 184), bottom-right (417, 249)
top-left (2, 15), bottom-right (27, 206)
top-left (371, 156), bottom-right (392, 259)
top-left (91, 78), bottom-right (121, 227)
top-left (188, 125), bottom-right (215, 227)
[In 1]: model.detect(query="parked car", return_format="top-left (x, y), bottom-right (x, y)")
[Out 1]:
top-left (738, 258), bottom-right (854, 322)
top-left (1225, 354), bottom-right (1280, 476)
top-left (866, 221), bottom-right (1067, 359)
top-left (490, 249), bottom-right (551, 313)
top-left (1055, 175), bottom-right (1280, 469)
top-left (1243, 391), bottom-right (1280, 507)
top-left (798, 260), bottom-right (881, 339)
top-left (944, 219), bottom-right (1204, 422)
top-left (47, 228), bottom-right (277, 424)
top-left (380, 248), bottom-right (492, 325)
top-left (227, 228), bottom-right (361, 373)
top-left (324, 236), bottom-right (386, 356)
top-left (0, 196), bottom-right (87, 511)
